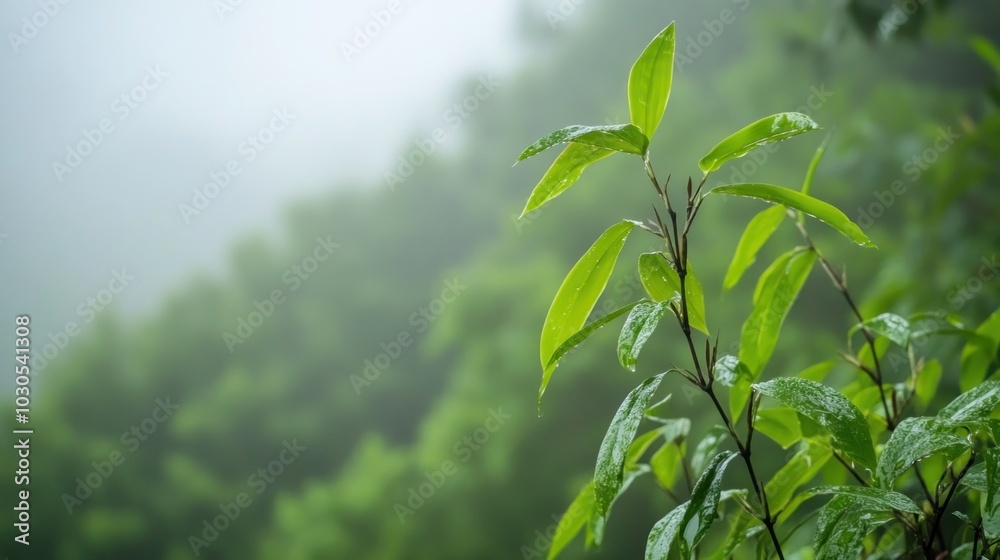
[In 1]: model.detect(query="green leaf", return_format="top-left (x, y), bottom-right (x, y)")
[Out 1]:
top-left (804, 486), bottom-right (923, 515)
top-left (713, 355), bottom-right (751, 388)
top-left (754, 377), bottom-right (877, 470)
top-left (852, 313), bottom-right (911, 348)
top-left (915, 359), bottom-right (942, 407)
top-left (678, 451), bottom-right (738, 558)
top-left (520, 143), bottom-right (615, 218)
top-left (691, 426), bottom-right (728, 476)
top-left (546, 301), bottom-right (641, 370)
top-left (799, 360), bottom-right (837, 382)
top-left (740, 248), bottom-right (815, 375)
top-left (547, 482), bottom-right (596, 560)
top-left (628, 22), bottom-right (675, 140)
top-left (587, 465), bottom-right (648, 548)
top-left (708, 183), bottom-right (876, 248)
top-left (983, 447), bottom-right (1000, 539)
top-left (594, 373), bottom-right (665, 516)
top-left (618, 301), bottom-right (671, 372)
top-left (877, 416), bottom-right (968, 488)
top-left (645, 503), bottom-right (688, 560)
top-left (518, 124), bottom-right (649, 162)
top-left (962, 462), bottom-right (987, 493)
top-left (698, 112), bottom-right (820, 174)
top-left (723, 205), bottom-right (786, 291)
top-left (627, 428), bottom-right (664, 467)
top-left (732, 248), bottom-right (816, 417)
top-left (960, 308), bottom-right (1000, 391)
top-left (770, 440), bottom-right (833, 516)
top-left (539, 221), bottom-right (638, 406)
top-left (801, 134), bottom-right (830, 196)
top-left (939, 380), bottom-right (1000, 422)
top-left (814, 496), bottom-right (893, 560)
top-left (638, 253), bottom-right (709, 335)
top-left (650, 442), bottom-right (685, 490)
top-left (754, 407), bottom-right (802, 449)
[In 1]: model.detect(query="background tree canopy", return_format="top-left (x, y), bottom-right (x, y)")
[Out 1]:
top-left (2, 0), bottom-right (999, 558)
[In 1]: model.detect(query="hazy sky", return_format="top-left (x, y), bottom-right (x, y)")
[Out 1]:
top-left (0, 1), bottom-right (569, 338)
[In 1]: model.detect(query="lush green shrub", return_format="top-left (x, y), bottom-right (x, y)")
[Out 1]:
top-left (518, 22), bottom-right (1000, 560)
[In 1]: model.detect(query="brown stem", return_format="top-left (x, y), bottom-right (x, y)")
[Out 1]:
top-left (645, 164), bottom-right (785, 560)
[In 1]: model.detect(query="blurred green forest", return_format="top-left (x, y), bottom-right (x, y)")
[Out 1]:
top-left (5, 1), bottom-right (1000, 558)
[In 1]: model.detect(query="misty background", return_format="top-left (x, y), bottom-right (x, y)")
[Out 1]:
top-left (1, 0), bottom-right (999, 558)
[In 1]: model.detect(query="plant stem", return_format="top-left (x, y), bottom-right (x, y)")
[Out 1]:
top-left (645, 162), bottom-right (785, 560)
top-left (792, 219), bottom-right (897, 430)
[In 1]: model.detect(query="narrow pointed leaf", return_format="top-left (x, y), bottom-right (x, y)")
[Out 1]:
top-left (741, 248), bottom-right (815, 374)
top-left (877, 416), bottom-right (968, 488)
top-left (627, 428), bottom-right (664, 467)
top-left (723, 204), bottom-right (786, 291)
top-left (801, 134), bottom-right (830, 196)
top-left (754, 407), bottom-right (802, 449)
top-left (547, 482), bottom-right (596, 560)
top-left (628, 22), bottom-right (675, 140)
top-left (645, 503), bottom-right (688, 560)
top-left (983, 448), bottom-right (1000, 539)
top-left (699, 112), bottom-right (820, 174)
top-left (587, 465), bottom-right (648, 548)
top-left (851, 313), bottom-right (911, 348)
top-left (518, 124), bottom-right (649, 162)
top-left (709, 183), bottom-right (876, 247)
top-left (594, 373), bottom-right (665, 516)
top-left (618, 301), bottom-right (670, 371)
top-left (814, 496), bottom-right (893, 560)
top-left (678, 451), bottom-right (738, 558)
top-left (915, 359), bottom-right (942, 407)
top-left (754, 377), bottom-right (877, 470)
top-left (939, 379), bottom-right (1000, 422)
top-left (804, 486), bottom-right (922, 514)
top-left (520, 143), bottom-right (614, 218)
top-left (769, 440), bottom-right (832, 516)
top-left (539, 221), bottom-right (638, 406)
top-left (691, 426), bottom-right (728, 476)
top-left (547, 301), bottom-right (642, 370)
top-left (638, 252), bottom-right (708, 335)
top-left (650, 442), bottom-right (684, 490)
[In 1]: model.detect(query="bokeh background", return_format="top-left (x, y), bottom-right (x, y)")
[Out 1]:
top-left (1, 0), bottom-right (999, 558)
